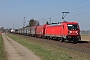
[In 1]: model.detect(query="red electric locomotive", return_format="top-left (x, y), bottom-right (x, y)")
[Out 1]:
top-left (44, 21), bottom-right (81, 44)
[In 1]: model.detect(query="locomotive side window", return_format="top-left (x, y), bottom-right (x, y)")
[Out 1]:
top-left (67, 24), bottom-right (79, 30)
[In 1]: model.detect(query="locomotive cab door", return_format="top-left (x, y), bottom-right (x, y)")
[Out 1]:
top-left (61, 25), bottom-right (64, 36)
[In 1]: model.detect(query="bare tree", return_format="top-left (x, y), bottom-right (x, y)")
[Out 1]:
top-left (29, 19), bottom-right (40, 27)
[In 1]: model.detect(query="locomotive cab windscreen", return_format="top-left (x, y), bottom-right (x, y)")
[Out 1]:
top-left (67, 24), bottom-right (79, 30)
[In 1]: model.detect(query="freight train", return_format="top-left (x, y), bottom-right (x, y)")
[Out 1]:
top-left (11, 21), bottom-right (81, 44)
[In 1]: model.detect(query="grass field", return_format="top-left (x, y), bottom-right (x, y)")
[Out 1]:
top-left (7, 33), bottom-right (90, 60)
top-left (0, 34), bottom-right (7, 60)
top-left (81, 35), bottom-right (90, 41)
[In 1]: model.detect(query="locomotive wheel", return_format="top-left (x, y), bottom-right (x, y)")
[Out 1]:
top-left (56, 37), bottom-right (59, 41)
top-left (48, 37), bottom-right (51, 40)
top-left (61, 37), bottom-right (64, 42)
top-left (47, 37), bottom-right (50, 40)
top-left (42, 36), bottom-right (45, 39)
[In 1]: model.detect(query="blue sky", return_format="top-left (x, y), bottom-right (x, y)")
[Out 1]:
top-left (0, 0), bottom-right (90, 30)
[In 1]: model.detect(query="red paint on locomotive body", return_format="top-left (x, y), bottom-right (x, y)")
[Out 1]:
top-left (44, 21), bottom-right (81, 43)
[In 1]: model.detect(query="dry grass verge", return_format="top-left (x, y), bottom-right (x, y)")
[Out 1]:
top-left (0, 34), bottom-right (7, 60)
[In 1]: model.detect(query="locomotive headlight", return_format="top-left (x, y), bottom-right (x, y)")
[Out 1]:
top-left (76, 31), bottom-right (78, 34)
top-left (68, 31), bottom-right (72, 34)
top-left (68, 31), bottom-right (70, 34)
top-left (70, 31), bottom-right (72, 33)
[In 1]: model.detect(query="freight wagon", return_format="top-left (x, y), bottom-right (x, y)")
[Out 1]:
top-left (24, 27), bottom-right (30, 36)
top-left (18, 28), bottom-right (22, 34)
top-left (18, 28), bottom-right (24, 35)
top-left (14, 29), bottom-right (18, 34)
top-left (30, 26), bottom-right (37, 37)
top-left (36, 24), bottom-right (48, 38)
